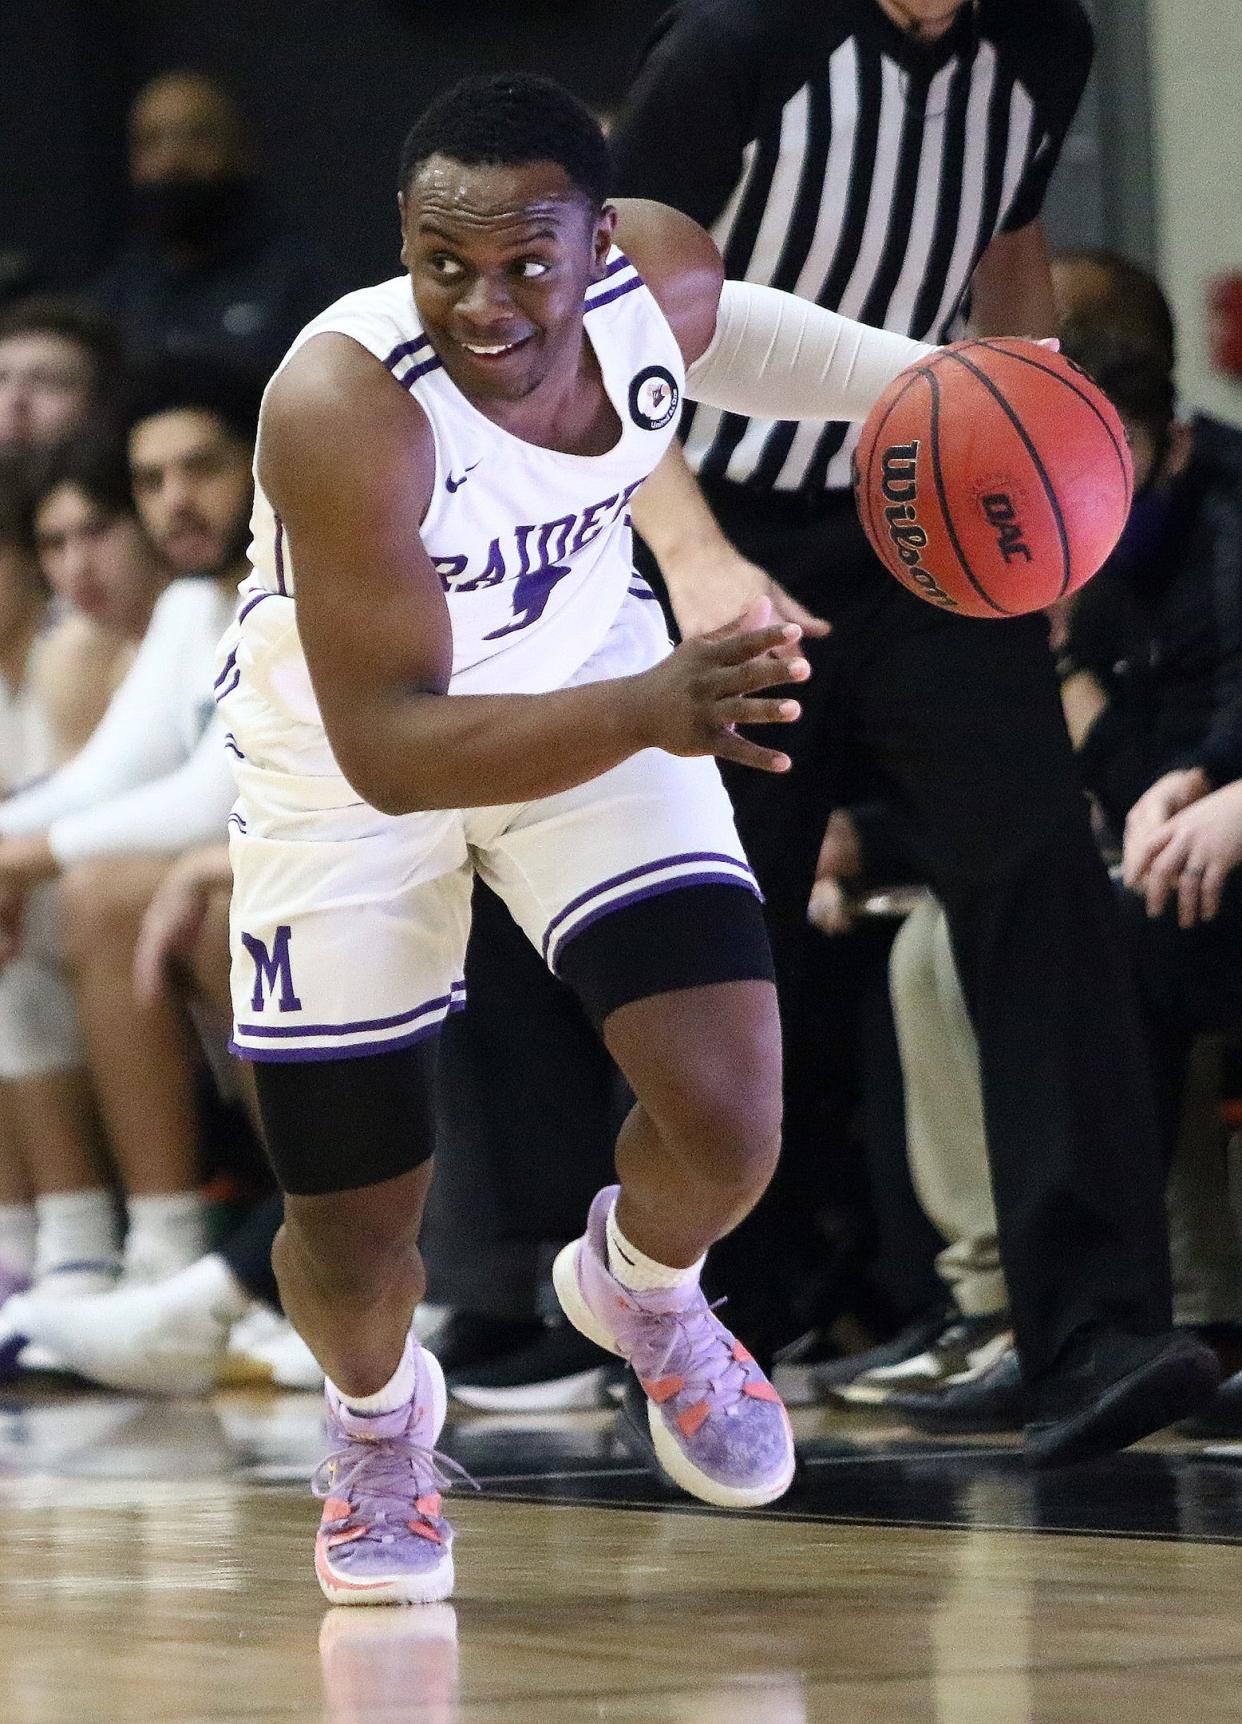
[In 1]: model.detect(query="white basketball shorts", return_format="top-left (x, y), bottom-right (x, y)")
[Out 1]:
top-left (216, 581), bottom-right (758, 1062)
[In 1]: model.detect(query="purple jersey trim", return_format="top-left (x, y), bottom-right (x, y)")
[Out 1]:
top-left (236, 980), bottom-right (466, 1041)
top-left (214, 669), bottom-right (241, 704)
top-left (549, 872), bottom-right (761, 972)
top-left (542, 850), bottom-right (755, 959)
top-left (213, 647), bottom-right (238, 691)
top-left (230, 997), bottom-right (464, 1063)
top-left (227, 812), bottom-right (247, 834)
top-left (585, 275), bottom-right (643, 314)
top-left (382, 335), bottom-right (433, 371)
top-left (238, 588), bottom-right (278, 625)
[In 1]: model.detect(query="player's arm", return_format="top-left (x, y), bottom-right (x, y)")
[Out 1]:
top-left (970, 218), bottom-right (1057, 340)
top-left (260, 338), bottom-right (809, 815)
top-left (616, 200), bottom-right (937, 420)
top-left (619, 201), bottom-right (932, 636)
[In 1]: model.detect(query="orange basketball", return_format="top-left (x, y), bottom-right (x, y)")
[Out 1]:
top-left (853, 338), bottom-right (1133, 618)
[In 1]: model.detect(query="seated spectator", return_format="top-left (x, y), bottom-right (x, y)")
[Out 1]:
top-left (818, 302), bottom-right (1242, 1428)
top-left (0, 296), bottom-right (123, 470)
top-left (0, 359), bottom-right (254, 1356)
top-left (89, 71), bottom-right (338, 377)
top-left (0, 436), bottom-right (173, 1322)
top-left (7, 846), bottom-right (320, 1395)
top-left (30, 429), bottom-right (170, 754)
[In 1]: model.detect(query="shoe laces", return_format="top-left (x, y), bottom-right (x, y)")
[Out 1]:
top-left (313, 1418), bottom-right (477, 1543)
top-left (628, 1294), bottom-right (751, 1415)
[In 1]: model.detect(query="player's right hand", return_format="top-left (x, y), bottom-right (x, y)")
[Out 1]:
top-left (636, 597), bottom-right (810, 772)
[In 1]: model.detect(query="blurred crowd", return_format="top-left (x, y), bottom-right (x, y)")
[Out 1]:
top-left (2, 59), bottom-right (1242, 1450)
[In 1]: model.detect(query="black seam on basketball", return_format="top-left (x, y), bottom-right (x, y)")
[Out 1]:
top-left (927, 372), bottom-right (1012, 614)
top-left (972, 339), bottom-right (1133, 511)
top-left (946, 350), bottom-right (1073, 600)
top-left (862, 367), bottom-right (928, 561)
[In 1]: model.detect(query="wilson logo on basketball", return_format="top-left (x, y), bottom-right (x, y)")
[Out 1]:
top-left (880, 441), bottom-right (958, 610)
top-left (979, 492), bottom-right (1033, 564)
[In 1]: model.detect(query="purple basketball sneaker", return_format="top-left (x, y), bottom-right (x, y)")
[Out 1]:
top-left (313, 1344), bottom-right (460, 1605)
top-left (553, 1187), bottom-right (796, 1508)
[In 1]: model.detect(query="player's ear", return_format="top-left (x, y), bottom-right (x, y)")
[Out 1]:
top-left (590, 202), bottom-right (619, 279)
top-left (397, 191), bottom-right (410, 268)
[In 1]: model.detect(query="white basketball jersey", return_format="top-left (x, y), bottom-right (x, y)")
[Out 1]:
top-left (247, 250), bottom-right (685, 694)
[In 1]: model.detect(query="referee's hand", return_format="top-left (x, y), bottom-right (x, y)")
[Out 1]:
top-left (664, 545), bottom-right (831, 643)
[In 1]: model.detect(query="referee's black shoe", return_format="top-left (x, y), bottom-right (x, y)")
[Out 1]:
top-left (1024, 1329), bottom-right (1220, 1469)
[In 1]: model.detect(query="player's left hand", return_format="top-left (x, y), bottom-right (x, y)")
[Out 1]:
top-left (664, 544), bottom-right (831, 642)
top-left (1127, 778), bottom-right (1242, 927)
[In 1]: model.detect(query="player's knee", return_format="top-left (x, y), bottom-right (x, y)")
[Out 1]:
top-left (669, 1058), bottom-right (783, 1195)
top-left (276, 1194), bottom-right (424, 1306)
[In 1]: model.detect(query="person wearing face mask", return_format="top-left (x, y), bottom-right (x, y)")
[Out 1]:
top-left (87, 71), bottom-right (337, 379)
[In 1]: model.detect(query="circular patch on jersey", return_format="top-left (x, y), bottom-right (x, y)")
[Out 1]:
top-left (629, 365), bottom-right (680, 431)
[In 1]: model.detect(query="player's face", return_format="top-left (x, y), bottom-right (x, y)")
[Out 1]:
top-left (400, 157), bottom-right (614, 404)
top-left (34, 483), bottom-right (167, 635)
top-left (128, 409), bottom-right (254, 577)
top-left (0, 334), bottom-right (96, 456)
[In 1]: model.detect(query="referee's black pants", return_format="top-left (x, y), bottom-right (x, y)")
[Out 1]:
top-left (704, 481), bottom-right (1174, 1388)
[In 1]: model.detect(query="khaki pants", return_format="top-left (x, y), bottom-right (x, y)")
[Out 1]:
top-left (890, 897), bottom-right (1241, 1327)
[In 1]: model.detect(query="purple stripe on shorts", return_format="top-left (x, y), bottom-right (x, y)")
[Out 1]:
top-left (230, 997), bottom-right (465, 1063)
top-left (213, 646), bottom-right (238, 690)
top-left (236, 981), bottom-right (466, 1041)
top-left (548, 872), bottom-right (761, 971)
top-left (274, 515), bottom-right (288, 595)
top-left (224, 738), bottom-right (245, 760)
top-left (227, 813), bottom-right (247, 833)
top-left (585, 275), bottom-right (642, 313)
top-left (542, 851), bottom-right (754, 959)
top-left (382, 335), bottom-right (432, 372)
top-left (215, 669), bottom-right (241, 704)
top-left (238, 588), bottom-right (278, 624)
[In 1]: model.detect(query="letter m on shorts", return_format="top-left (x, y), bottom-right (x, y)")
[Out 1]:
top-left (241, 925), bottom-right (303, 1012)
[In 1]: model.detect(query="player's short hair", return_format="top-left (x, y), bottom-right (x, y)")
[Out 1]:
top-left (398, 73), bottom-right (611, 209)
top-left (31, 426), bottom-right (139, 523)
top-left (1054, 249), bottom-right (1176, 374)
top-left (1062, 323), bottom-right (1176, 447)
top-left (0, 294), bottom-right (124, 398)
top-left (123, 352), bottom-right (263, 448)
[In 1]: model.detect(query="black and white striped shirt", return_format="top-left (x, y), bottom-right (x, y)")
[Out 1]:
top-left (612, 0), bottom-right (1092, 494)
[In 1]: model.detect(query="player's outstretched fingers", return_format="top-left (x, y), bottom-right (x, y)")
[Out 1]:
top-left (711, 653), bottom-right (810, 700)
top-left (715, 696), bottom-right (802, 729)
top-left (703, 622), bottom-right (803, 668)
top-left (712, 726), bottom-right (793, 774)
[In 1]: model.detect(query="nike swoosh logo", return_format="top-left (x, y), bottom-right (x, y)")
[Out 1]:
top-left (446, 462), bottom-right (480, 492)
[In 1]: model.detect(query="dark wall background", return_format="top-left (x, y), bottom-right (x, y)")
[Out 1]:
top-left (0, 0), bottom-right (669, 293)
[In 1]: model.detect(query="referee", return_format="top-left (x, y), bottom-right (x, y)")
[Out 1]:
top-left (615, 0), bottom-right (1219, 1463)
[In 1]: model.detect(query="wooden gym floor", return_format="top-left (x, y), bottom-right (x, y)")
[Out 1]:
top-left (3, 1379), bottom-right (1242, 1722)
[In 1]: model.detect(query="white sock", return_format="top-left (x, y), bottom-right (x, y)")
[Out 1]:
top-left (156, 1253), bottom-right (252, 1324)
top-left (329, 1334), bottom-right (420, 1416)
top-left (125, 1191), bottom-right (208, 1282)
top-left (34, 1188), bottom-right (121, 1278)
top-left (606, 1202), bottom-right (704, 1293)
top-left (0, 1202), bottom-right (36, 1279)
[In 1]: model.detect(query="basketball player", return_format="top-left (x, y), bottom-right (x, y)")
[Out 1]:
top-left (219, 71), bottom-right (959, 1605)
